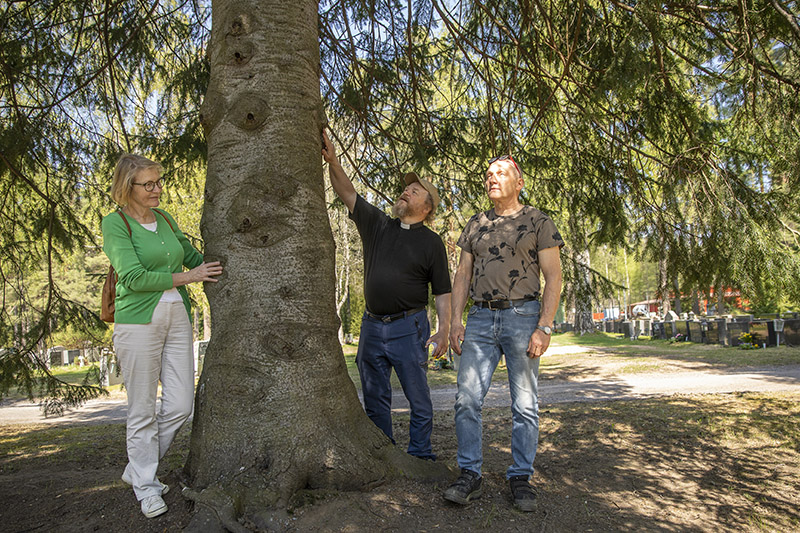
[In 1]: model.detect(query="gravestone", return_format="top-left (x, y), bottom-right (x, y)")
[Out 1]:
top-left (193, 339), bottom-right (210, 376)
top-left (727, 320), bottom-right (750, 346)
top-left (66, 349), bottom-right (81, 364)
top-left (676, 320), bottom-right (690, 339)
top-left (703, 320), bottom-right (720, 344)
top-left (781, 318), bottom-right (800, 346)
top-left (749, 320), bottom-right (770, 347)
top-left (99, 351), bottom-right (124, 387)
top-left (47, 346), bottom-right (67, 366)
top-left (715, 318), bottom-right (729, 346)
top-left (687, 321), bottom-right (703, 343)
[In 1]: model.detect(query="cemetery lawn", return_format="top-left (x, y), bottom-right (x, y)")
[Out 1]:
top-left (343, 332), bottom-right (800, 390)
top-left (2, 364), bottom-right (126, 402)
top-left (8, 334), bottom-right (796, 403)
top-left (1, 390), bottom-right (799, 532)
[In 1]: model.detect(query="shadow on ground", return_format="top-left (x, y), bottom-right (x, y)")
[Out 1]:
top-left (2, 392), bottom-right (799, 532)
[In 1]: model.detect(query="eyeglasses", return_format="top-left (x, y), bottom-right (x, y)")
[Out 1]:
top-left (488, 155), bottom-right (522, 177)
top-left (132, 178), bottom-right (165, 192)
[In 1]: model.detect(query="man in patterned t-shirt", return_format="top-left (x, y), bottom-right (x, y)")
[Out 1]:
top-left (443, 155), bottom-right (564, 512)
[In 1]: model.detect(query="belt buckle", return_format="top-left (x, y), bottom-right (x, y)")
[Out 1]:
top-left (487, 300), bottom-right (501, 311)
top-left (382, 315), bottom-right (393, 323)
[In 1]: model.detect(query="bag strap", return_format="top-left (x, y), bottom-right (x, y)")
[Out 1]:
top-left (117, 210), bottom-right (132, 237)
top-left (152, 208), bottom-right (175, 231)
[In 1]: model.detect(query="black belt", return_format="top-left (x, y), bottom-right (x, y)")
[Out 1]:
top-left (366, 307), bottom-right (426, 323)
top-left (475, 297), bottom-right (538, 310)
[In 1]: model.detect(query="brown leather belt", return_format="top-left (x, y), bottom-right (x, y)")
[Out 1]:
top-left (475, 297), bottom-right (538, 310)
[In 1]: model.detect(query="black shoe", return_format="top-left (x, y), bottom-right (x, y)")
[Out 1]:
top-left (509, 475), bottom-right (537, 512)
top-left (443, 468), bottom-right (482, 505)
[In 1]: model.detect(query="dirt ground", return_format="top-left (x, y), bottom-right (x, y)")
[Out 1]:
top-left (3, 340), bottom-right (800, 532)
top-left (2, 387), bottom-right (799, 532)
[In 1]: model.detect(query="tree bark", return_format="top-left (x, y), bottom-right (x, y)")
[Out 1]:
top-left (572, 249), bottom-right (595, 335)
top-left (673, 276), bottom-right (682, 315)
top-left (333, 207), bottom-right (351, 343)
top-left (658, 255), bottom-right (670, 317)
top-left (185, 1), bottom-right (448, 528)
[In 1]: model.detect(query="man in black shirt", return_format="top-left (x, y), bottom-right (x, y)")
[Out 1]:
top-left (322, 130), bottom-right (451, 460)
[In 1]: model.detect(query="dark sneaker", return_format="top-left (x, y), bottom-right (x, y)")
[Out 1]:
top-left (443, 468), bottom-right (482, 505)
top-left (509, 475), bottom-right (537, 511)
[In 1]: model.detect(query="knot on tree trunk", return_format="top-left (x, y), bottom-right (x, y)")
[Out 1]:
top-left (226, 35), bottom-right (254, 66)
top-left (229, 93), bottom-right (270, 131)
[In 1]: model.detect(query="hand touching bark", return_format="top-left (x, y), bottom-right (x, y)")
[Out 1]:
top-left (173, 261), bottom-right (223, 287)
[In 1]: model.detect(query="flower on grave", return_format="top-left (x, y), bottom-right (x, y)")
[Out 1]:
top-left (737, 332), bottom-right (759, 350)
top-left (669, 332), bottom-right (686, 343)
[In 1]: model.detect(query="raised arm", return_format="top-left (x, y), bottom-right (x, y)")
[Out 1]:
top-left (448, 249), bottom-right (474, 355)
top-left (322, 129), bottom-right (356, 212)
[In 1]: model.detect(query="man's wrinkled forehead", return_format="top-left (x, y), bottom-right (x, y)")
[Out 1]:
top-left (486, 159), bottom-right (521, 179)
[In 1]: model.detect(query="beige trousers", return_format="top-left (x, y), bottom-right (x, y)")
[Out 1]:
top-left (113, 301), bottom-right (194, 500)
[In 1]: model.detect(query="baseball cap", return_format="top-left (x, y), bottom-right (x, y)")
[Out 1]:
top-left (404, 172), bottom-right (440, 211)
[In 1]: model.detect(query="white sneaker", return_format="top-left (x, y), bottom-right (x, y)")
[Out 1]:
top-left (121, 468), bottom-right (170, 495)
top-left (140, 495), bottom-right (168, 518)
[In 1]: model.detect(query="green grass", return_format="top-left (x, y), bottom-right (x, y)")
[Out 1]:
top-left (341, 343), bottom-right (464, 390)
top-left (550, 331), bottom-right (636, 347)
top-left (340, 333), bottom-right (800, 390)
top-left (2, 363), bottom-right (125, 402)
top-left (617, 360), bottom-right (664, 374)
top-left (551, 332), bottom-right (800, 367)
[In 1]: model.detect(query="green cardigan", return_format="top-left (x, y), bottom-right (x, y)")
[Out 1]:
top-left (101, 209), bottom-right (204, 324)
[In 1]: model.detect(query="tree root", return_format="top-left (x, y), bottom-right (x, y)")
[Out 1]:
top-left (182, 486), bottom-right (250, 533)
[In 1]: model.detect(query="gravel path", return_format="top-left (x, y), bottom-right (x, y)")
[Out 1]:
top-left (3, 363), bottom-right (800, 425)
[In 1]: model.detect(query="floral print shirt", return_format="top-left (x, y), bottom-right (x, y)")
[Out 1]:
top-left (457, 206), bottom-right (564, 302)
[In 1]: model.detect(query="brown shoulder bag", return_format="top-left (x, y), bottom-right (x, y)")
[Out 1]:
top-left (101, 211), bottom-right (132, 322)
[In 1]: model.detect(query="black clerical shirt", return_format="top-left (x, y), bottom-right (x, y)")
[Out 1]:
top-left (349, 195), bottom-right (451, 316)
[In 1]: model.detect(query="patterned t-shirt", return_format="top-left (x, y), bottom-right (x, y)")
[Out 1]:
top-left (457, 206), bottom-right (564, 302)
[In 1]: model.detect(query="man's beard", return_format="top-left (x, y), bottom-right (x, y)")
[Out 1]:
top-left (392, 199), bottom-right (409, 218)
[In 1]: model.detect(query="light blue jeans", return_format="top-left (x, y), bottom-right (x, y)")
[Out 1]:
top-left (454, 299), bottom-right (541, 479)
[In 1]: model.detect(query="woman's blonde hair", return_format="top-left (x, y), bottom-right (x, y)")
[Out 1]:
top-left (109, 153), bottom-right (163, 206)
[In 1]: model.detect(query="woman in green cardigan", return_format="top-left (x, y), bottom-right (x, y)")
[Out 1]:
top-left (102, 154), bottom-right (222, 519)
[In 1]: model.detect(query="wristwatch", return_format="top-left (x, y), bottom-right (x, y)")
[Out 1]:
top-left (537, 325), bottom-right (553, 335)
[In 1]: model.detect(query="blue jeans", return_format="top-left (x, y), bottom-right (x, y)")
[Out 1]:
top-left (357, 309), bottom-right (435, 460)
top-left (454, 299), bottom-right (541, 478)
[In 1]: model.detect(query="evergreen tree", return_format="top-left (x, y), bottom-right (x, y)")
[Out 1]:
top-left (1, 0), bottom-right (799, 525)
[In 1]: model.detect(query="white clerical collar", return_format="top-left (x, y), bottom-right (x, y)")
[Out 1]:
top-left (400, 222), bottom-right (411, 230)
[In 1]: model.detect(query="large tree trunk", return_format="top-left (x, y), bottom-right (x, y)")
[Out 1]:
top-left (185, 1), bottom-right (446, 528)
